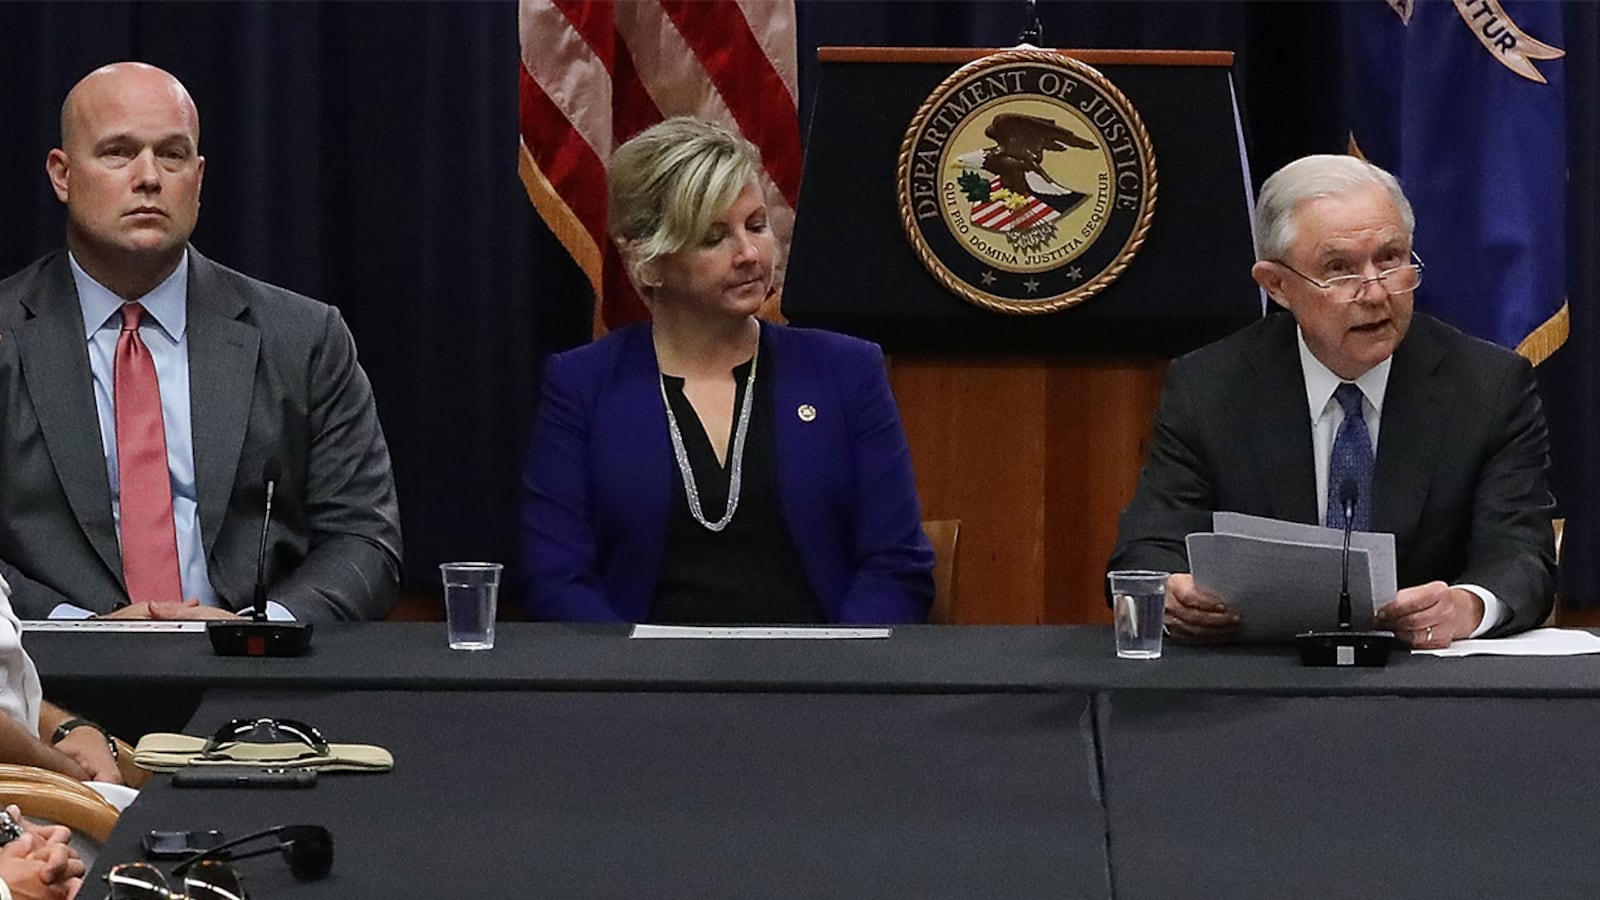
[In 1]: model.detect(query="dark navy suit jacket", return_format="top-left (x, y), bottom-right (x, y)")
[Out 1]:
top-left (521, 323), bottom-right (934, 623)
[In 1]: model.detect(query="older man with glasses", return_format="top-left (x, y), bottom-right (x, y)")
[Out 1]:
top-left (1108, 154), bottom-right (1556, 649)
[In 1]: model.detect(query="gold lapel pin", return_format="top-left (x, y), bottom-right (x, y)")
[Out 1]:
top-left (797, 404), bottom-right (817, 422)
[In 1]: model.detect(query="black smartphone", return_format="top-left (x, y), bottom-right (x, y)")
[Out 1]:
top-left (142, 829), bottom-right (227, 860)
top-left (171, 766), bottom-right (318, 789)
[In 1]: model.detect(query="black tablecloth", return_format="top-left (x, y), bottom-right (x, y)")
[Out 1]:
top-left (31, 623), bottom-right (1600, 698)
top-left (1097, 691), bottom-right (1600, 899)
top-left (93, 689), bottom-right (1109, 899)
top-left (36, 625), bottom-right (1600, 898)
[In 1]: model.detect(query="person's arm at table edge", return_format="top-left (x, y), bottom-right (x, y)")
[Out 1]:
top-left (0, 706), bottom-right (90, 782)
top-left (1448, 356), bottom-right (1556, 636)
top-left (260, 306), bottom-right (402, 622)
top-left (834, 341), bottom-right (933, 624)
top-left (521, 351), bottom-right (626, 621)
top-left (1106, 356), bottom-right (1218, 588)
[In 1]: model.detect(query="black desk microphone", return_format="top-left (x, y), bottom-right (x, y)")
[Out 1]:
top-left (1296, 479), bottom-right (1400, 667)
top-left (208, 459), bottom-right (314, 656)
top-left (252, 457), bottom-right (281, 621)
top-left (1335, 478), bottom-right (1358, 631)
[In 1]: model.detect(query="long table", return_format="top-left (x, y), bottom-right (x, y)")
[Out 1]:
top-left (32, 622), bottom-right (1600, 695)
top-left (28, 624), bottom-right (1600, 897)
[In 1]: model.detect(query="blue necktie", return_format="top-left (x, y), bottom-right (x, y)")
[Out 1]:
top-left (1325, 383), bottom-right (1374, 531)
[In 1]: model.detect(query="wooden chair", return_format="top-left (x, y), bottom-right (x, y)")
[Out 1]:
top-left (115, 737), bottom-right (151, 789)
top-left (0, 736), bottom-right (145, 847)
top-left (923, 519), bottom-right (961, 624)
top-left (0, 764), bottom-right (120, 844)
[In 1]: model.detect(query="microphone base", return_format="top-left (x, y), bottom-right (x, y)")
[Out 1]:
top-left (1295, 630), bottom-right (1402, 667)
top-left (207, 620), bottom-right (314, 657)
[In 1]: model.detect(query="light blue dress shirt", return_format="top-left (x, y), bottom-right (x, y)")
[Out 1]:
top-left (58, 253), bottom-right (290, 620)
top-left (71, 251), bottom-right (215, 608)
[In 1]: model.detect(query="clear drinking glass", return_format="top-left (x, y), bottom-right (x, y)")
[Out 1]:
top-left (1108, 570), bottom-right (1169, 659)
top-left (439, 562), bottom-right (502, 650)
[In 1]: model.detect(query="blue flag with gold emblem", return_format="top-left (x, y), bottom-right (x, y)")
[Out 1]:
top-left (1343, 0), bottom-right (1567, 363)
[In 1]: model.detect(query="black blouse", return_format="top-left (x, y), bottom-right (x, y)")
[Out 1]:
top-left (651, 341), bottom-right (823, 624)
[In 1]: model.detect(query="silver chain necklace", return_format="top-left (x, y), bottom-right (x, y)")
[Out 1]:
top-left (658, 328), bottom-right (759, 532)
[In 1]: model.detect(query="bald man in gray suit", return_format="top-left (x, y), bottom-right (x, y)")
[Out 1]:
top-left (0, 62), bottom-right (400, 621)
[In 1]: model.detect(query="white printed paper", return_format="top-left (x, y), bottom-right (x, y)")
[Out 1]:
top-left (1185, 512), bottom-right (1398, 642)
top-left (1413, 627), bottom-right (1600, 657)
top-left (21, 620), bottom-right (206, 633)
top-left (630, 625), bottom-right (891, 640)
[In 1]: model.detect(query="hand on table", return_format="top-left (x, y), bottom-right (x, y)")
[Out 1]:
top-left (146, 600), bottom-right (241, 621)
top-left (94, 603), bottom-right (152, 620)
top-left (1375, 581), bottom-right (1484, 649)
top-left (51, 730), bottom-right (120, 785)
top-left (98, 599), bottom-right (241, 621)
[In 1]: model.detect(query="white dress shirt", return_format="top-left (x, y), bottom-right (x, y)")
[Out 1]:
top-left (0, 573), bottom-right (42, 739)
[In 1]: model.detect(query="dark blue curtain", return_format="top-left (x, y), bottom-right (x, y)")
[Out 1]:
top-left (0, 1), bottom-right (1594, 609)
top-left (1545, 1), bottom-right (1600, 606)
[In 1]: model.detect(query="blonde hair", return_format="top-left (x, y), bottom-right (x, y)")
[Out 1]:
top-left (1255, 154), bottom-right (1414, 261)
top-left (608, 117), bottom-right (763, 286)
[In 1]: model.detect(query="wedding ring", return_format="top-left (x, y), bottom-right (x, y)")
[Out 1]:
top-left (1425, 625), bottom-right (1434, 642)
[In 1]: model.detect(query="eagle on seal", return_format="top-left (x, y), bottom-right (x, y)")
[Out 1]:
top-left (956, 113), bottom-right (1094, 213)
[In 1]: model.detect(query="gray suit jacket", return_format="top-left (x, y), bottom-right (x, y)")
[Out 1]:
top-left (0, 249), bottom-right (401, 621)
top-left (1109, 311), bottom-right (1556, 636)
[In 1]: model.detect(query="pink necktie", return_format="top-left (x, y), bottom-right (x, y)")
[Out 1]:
top-left (114, 302), bottom-right (183, 604)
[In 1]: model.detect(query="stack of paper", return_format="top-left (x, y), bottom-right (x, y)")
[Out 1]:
top-left (1185, 512), bottom-right (1397, 642)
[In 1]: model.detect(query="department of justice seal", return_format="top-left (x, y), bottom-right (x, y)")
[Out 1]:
top-left (897, 49), bottom-right (1157, 315)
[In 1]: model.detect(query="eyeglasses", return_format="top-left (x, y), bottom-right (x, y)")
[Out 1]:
top-left (105, 859), bottom-right (244, 900)
top-left (1274, 251), bottom-right (1425, 303)
top-left (107, 824), bottom-right (332, 899)
top-left (201, 718), bottom-right (330, 760)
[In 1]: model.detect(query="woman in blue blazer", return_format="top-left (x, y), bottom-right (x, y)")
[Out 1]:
top-left (520, 118), bottom-right (933, 624)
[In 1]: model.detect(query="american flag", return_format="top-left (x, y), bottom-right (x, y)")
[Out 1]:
top-left (518, 0), bottom-right (801, 333)
top-left (970, 179), bottom-right (1060, 233)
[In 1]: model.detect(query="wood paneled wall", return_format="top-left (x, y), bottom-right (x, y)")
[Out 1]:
top-left (888, 356), bottom-right (1168, 624)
